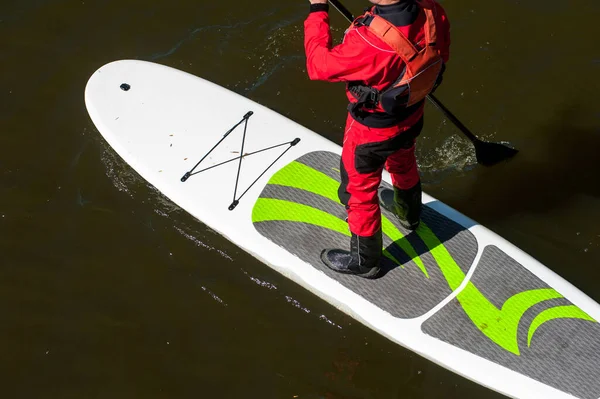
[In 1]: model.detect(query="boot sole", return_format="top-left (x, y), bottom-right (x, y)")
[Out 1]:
top-left (357, 266), bottom-right (381, 279)
top-left (331, 265), bottom-right (381, 279)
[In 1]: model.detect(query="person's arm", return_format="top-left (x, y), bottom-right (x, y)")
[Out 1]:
top-left (304, 3), bottom-right (379, 83)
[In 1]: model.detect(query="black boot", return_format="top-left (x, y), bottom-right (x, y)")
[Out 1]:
top-left (379, 181), bottom-right (422, 230)
top-left (320, 230), bottom-right (382, 279)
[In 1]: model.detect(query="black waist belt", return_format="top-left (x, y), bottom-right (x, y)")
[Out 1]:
top-left (348, 100), bottom-right (424, 128)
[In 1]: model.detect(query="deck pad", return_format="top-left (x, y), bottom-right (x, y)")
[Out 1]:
top-left (423, 245), bottom-right (600, 399)
top-left (252, 151), bottom-right (477, 319)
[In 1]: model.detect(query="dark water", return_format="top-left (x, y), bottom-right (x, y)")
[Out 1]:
top-left (2, 0), bottom-right (600, 398)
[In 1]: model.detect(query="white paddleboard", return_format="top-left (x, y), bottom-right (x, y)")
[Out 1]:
top-left (85, 60), bottom-right (600, 399)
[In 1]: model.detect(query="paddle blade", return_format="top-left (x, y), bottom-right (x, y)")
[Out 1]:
top-left (473, 140), bottom-right (519, 167)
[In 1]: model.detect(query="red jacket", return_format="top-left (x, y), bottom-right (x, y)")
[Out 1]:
top-left (304, 2), bottom-right (451, 128)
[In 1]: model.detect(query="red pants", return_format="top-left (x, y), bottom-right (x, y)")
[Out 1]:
top-left (338, 114), bottom-right (423, 237)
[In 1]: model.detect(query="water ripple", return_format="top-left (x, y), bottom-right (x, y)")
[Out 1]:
top-left (319, 314), bottom-right (343, 329)
top-left (148, 9), bottom-right (283, 62)
top-left (285, 296), bottom-right (311, 314)
top-left (242, 269), bottom-right (278, 290)
top-left (245, 55), bottom-right (303, 93)
top-left (174, 226), bottom-right (234, 261)
top-left (201, 286), bottom-right (227, 306)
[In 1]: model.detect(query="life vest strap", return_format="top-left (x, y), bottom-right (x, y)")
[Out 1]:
top-left (356, 1), bottom-right (438, 64)
top-left (419, 0), bottom-right (438, 46)
top-left (366, 15), bottom-right (418, 62)
top-left (348, 83), bottom-right (380, 117)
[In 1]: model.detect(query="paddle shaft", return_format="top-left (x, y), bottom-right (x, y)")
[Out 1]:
top-left (327, 0), bottom-right (481, 145)
top-left (329, 0), bottom-right (354, 21)
top-left (426, 94), bottom-right (479, 144)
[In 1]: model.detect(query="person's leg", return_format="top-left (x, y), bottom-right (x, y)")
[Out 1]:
top-left (339, 130), bottom-right (384, 239)
top-left (383, 119), bottom-right (424, 230)
top-left (322, 116), bottom-right (384, 278)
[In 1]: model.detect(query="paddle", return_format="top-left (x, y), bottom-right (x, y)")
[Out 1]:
top-left (325, 0), bottom-right (519, 166)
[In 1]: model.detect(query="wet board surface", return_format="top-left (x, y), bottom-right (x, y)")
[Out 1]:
top-left (85, 60), bottom-right (600, 399)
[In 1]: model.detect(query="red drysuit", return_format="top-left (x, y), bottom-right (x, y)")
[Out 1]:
top-left (304, 1), bottom-right (450, 237)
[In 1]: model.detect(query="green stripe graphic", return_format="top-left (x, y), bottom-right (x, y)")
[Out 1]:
top-left (253, 198), bottom-right (403, 267)
top-left (267, 161), bottom-right (427, 275)
top-left (253, 198), bottom-right (350, 237)
top-left (527, 305), bottom-right (596, 348)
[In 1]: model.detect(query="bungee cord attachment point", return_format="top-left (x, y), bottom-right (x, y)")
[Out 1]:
top-left (180, 111), bottom-right (301, 211)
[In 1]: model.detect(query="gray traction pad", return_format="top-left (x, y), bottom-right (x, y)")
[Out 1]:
top-left (253, 151), bottom-right (477, 319)
top-left (422, 245), bottom-right (600, 399)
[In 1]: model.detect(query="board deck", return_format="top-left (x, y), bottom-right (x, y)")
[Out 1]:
top-left (85, 60), bottom-right (600, 399)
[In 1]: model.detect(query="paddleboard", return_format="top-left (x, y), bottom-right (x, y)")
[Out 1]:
top-left (84, 60), bottom-right (600, 399)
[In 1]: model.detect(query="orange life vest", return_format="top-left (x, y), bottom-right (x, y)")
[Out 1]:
top-left (349, 0), bottom-right (443, 114)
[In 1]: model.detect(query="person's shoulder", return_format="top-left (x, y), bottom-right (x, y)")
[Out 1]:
top-left (344, 23), bottom-right (396, 53)
top-left (344, 24), bottom-right (376, 45)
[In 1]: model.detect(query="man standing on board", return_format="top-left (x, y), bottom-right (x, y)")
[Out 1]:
top-left (304, 0), bottom-right (451, 278)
